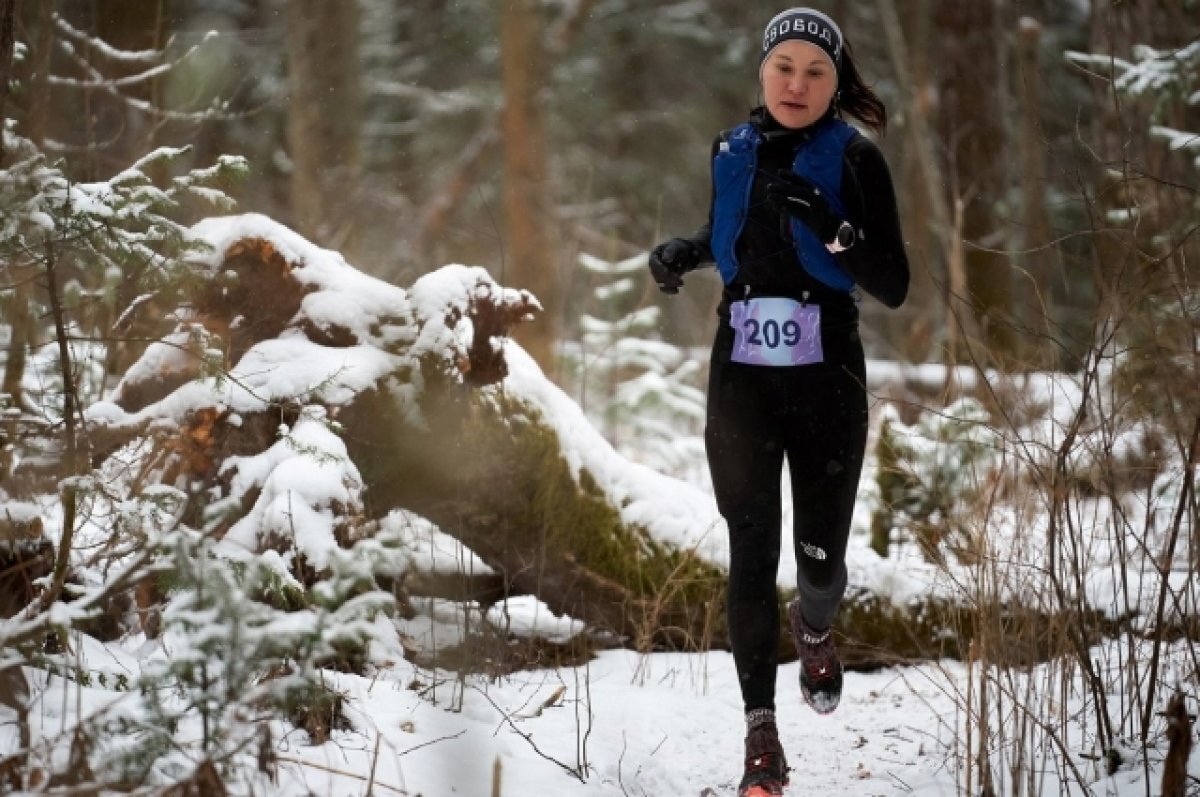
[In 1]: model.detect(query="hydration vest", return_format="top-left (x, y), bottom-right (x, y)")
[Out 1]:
top-left (710, 117), bottom-right (858, 292)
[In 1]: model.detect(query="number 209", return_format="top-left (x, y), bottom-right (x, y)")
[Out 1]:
top-left (742, 318), bottom-right (802, 348)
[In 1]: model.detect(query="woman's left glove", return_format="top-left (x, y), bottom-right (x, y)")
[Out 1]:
top-left (648, 238), bottom-right (704, 295)
top-left (765, 172), bottom-right (844, 245)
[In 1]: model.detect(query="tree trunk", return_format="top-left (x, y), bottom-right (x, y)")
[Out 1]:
top-left (1160, 691), bottom-right (1193, 797)
top-left (22, 0), bottom-right (52, 150)
top-left (84, 227), bottom-right (722, 652)
top-left (343, 383), bottom-right (727, 652)
top-left (887, 0), bottom-right (939, 363)
top-left (500, 0), bottom-right (560, 375)
top-left (414, 124), bottom-right (500, 265)
top-left (0, 0), bottom-right (16, 164)
top-left (935, 0), bottom-right (1017, 367)
top-left (285, 0), bottom-right (362, 257)
top-left (93, 0), bottom-right (165, 165)
top-left (91, 0), bottom-right (170, 378)
top-left (0, 275), bottom-right (30, 412)
top-left (874, 0), bottom-right (979, 370)
top-left (2, 0), bottom-right (46, 412)
top-left (1014, 16), bottom-right (1059, 368)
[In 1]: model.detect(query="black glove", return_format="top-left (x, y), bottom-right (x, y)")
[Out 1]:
top-left (765, 172), bottom-right (843, 244)
top-left (648, 238), bottom-right (704, 295)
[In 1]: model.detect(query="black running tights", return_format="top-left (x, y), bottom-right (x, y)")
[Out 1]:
top-left (704, 323), bottom-right (868, 713)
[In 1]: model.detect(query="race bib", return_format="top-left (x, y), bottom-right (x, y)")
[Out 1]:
top-left (729, 297), bottom-right (823, 367)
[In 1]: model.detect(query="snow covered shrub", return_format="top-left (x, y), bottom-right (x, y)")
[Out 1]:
top-left (92, 526), bottom-right (394, 786)
top-left (6, 382), bottom-right (404, 790)
top-left (1111, 39), bottom-right (1200, 170)
top-left (0, 131), bottom-right (246, 475)
top-left (0, 131), bottom-right (248, 728)
top-left (869, 397), bottom-right (1001, 563)
top-left (0, 134), bottom-right (245, 329)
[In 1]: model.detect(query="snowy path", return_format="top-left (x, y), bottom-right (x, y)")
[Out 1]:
top-left (277, 650), bottom-right (967, 796)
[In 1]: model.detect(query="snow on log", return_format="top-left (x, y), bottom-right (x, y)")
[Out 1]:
top-left (83, 214), bottom-right (725, 651)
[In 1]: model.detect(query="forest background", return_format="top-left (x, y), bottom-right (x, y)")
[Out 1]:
top-left (2, 0), bottom-right (1190, 369)
top-left (5, 0), bottom-right (1195, 372)
top-left (0, 0), bottom-right (1198, 795)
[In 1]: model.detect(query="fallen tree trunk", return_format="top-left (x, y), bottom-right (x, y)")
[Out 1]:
top-left (82, 214), bottom-right (725, 652)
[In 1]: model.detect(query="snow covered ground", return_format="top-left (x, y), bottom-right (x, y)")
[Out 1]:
top-left (32, 629), bottom-right (1193, 796)
top-left (219, 648), bottom-right (970, 796)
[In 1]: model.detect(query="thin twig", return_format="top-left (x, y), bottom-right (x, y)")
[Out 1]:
top-left (364, 731), bottom-right (382, 796)
top-left (1141, 415), bottom-right (1200, 740)
top-left (470, 684), bottom-right (586, 783)
top-left (396, 729), bottom-right (465, 757)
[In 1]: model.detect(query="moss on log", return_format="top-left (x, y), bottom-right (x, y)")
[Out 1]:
top-left (343, 385), bottom-right (727, 651)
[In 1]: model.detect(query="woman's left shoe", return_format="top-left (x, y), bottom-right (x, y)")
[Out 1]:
top-left (737, 721), bottom-right (789, 796)
top-left (787, 601), bottom-right (844, 715)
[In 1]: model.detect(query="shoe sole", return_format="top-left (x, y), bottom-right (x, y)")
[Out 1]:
top-left (802, 683), bottom-right (841, 714)
top-left (739, 786), bottom-right (785, 797)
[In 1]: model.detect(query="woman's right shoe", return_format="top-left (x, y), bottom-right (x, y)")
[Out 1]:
top-left (788, 600), bottom-right (844, 715)
top-left (738, 722), bottom-right (789, 796)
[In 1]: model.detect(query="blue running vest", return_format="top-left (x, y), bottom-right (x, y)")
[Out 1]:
top-left (710, 118), bottom-right (858, 292)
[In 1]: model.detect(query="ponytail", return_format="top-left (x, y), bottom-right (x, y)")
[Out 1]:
top-left (837, 38), bottom-right (887, 135)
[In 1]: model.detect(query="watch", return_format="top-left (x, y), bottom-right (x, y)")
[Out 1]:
top-left (826, 221), bottom-right (856, 253)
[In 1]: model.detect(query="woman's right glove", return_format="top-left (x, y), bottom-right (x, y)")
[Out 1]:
top-left (765, 171), bottom-right (842, 244)
top-left (648, 238), bottom-right (704, 295)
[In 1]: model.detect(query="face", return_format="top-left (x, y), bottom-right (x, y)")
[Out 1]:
top-left (760, 40), bottom-right (838, 129)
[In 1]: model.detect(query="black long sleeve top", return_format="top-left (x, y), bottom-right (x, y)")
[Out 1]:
top-left (689, 107), bottom-right (909, 329)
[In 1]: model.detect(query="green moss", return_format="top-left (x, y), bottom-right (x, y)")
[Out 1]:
top-left (467, 392), bottom-right (725, 609)
top-left (870, 414), bottom-right (907, 557)
top-left (832, 588), bottom-right (1116, 669)
top-left (280, 678), bottom-right (349, 745)
top-left (342, 382), bottom-right (727, 649)
top-left (348, 384), bottom-right (724, 652)
top-left (249, 562), bottom-right (309, 612)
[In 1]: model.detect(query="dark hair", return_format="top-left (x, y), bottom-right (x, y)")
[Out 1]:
top-left (837, 38), bottom-right (887, 135)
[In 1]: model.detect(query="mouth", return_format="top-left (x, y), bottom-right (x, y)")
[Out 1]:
top-left (780, 100), bottom-right (808, 112)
